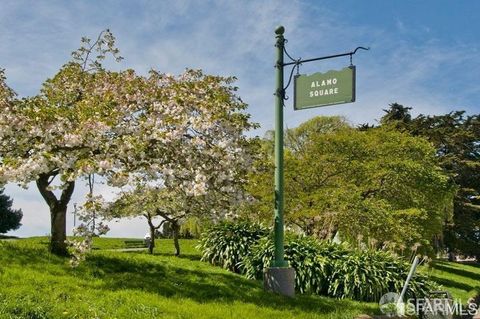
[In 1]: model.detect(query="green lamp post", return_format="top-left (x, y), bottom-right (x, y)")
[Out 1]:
top-left (273, 25), bottom-right (288, 268)
top-left (263, 25), bottom-right (368, 297)
top-left (263, 25), bottom-right (295, 297)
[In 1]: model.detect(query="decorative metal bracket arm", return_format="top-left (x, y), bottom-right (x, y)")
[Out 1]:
top-left (281, 46), bottom-right (370, 95)
top-left (282, 46), bottom-right (370, 67)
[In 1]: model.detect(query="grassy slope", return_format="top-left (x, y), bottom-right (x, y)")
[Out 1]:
top-left (422, 261), bottom-right (480, 301)
top-left (0, 237), bottom-right (378, 319)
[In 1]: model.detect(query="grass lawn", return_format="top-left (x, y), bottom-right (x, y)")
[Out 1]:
top-left (15, 236), bottom-right (146, 250)
top-left (422, 260), bottom-right (480, 301)
top-left (0, 237), bottom-right (379, 319)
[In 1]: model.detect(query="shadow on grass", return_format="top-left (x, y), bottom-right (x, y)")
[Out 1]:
top-left (0, 242), bottom-right (376, 316)
top-left (0, 240), bottom-right (65, 266)
top-left (0, 235), bottom-right (19, 239)
top-left (83, 252), bottom-right (376, 315)
top-left (152, 252), bottom-right (201, 262)
top-left (431, 262), bottom-right (480, 282)
top-left (430, 276), bottom-right (475, 292)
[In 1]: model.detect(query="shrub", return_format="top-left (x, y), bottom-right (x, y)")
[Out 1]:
top-left (240, 237), bottom-right (274, 280)
top-left (327, 250), bottom-right (395, 301)
top-left (199, 221), bottom-right (439, 301)
top-left (242, 235), bottom-right (350, 294)
top-left (198, 221), bottom-right (268, 273)
top-left (382, 256), bottom-right (440, 300)
top-left (160, 217), bottom-right (204, 239)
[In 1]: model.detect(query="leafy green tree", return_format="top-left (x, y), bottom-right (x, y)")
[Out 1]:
top-left (244, 116), bottom-right (454, 255)
top-left (380, 103), bottom-right (412, 126)
top-left (381, 105), bottom-right (480, 257)
top-left (0, 188), bottom-right (23, 234)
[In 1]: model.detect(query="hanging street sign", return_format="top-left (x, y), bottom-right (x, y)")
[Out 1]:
top-left (294, 66), bottom-right (356, 110)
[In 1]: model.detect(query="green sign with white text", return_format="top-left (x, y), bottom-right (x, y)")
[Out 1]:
top-left (294, 66), bottom-right (356, 110)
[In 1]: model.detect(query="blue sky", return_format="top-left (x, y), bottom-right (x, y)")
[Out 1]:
top-left (1, 0), bottom-right (479, 237)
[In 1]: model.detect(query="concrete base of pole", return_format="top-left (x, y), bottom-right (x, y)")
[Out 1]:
top-left (264, 267), bottom-right (295, 297)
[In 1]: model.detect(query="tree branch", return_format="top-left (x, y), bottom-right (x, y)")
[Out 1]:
top-left (155, 208), bottom-right (185, 223)
top-left (59, 181), bottom-right (75, 208)
top-left (145, 212), bottom-right (167, 230)
top-left (36, 173), bottom-right (59, 210)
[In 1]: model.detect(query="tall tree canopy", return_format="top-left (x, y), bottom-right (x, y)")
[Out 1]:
top-left (244, 116), bottom-right (454, 255)
top-left (0, 31), bottom-right (256, 255)
top-left (381, 104), bottom-right (480, 257)
top-left (0, 188), bottom-right (22, 234)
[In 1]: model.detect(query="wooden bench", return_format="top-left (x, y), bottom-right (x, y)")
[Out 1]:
top-left (124, 240), bottom-right (146, 248)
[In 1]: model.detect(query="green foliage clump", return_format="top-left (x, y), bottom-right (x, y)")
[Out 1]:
top-left (0, 188), bottom-right (22, 234)
top-left (242, 235), bottom-right (348, 294)
top-left (244, 116), bottom-right (454, 256)
top-left (381, 104), bottom-right (480, 258)
top-left (327, 250), bottom-right (438, 301)
top-left (200, 222), bottom-right (439, 302)
top-left (179, 217), bottom-right (204, 239)
top-left (198, 221), bottom-right (268, 273)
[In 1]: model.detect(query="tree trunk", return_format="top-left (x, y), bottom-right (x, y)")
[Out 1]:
top-left (154, 209), bottom-right (182, 256)
top-left (148, 224), bottom-right (155, 254)
top-left (145, 213), bottom-right (165, 255)
top-left (51, 205), bottom-right (68, 255)
top-left (36, 173), bottom-right (75, 256)
top-left (172, 221), bottom-right (180, 256)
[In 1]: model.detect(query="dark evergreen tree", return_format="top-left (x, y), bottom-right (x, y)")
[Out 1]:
top-left (0, 188), bottom-right (23, 234)
top-left (357, 123), bottom-right (376, 131)
top-left (381, 105), bottom-right (480, 258)
top-left (380, 103), bottom-right (412, 125)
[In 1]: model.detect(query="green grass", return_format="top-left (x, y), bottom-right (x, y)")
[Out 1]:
top-left (422, 260), bottom-right (480, 301)
top-left (0, 237), bottom-right (379, 319)
top-left (12, 236), bottom-right (147, 250)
